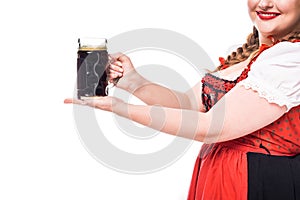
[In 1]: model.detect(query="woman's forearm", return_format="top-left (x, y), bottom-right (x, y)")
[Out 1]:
top-left (114, 102), bottom-right (213, 142)
top-left (117, 72), bottom-right (192, 109)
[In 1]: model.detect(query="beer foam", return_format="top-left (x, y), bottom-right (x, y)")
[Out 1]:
top-left (79, 46), bottom-right (107, 51)
top-left (78, 38), bottom-right (107, 51)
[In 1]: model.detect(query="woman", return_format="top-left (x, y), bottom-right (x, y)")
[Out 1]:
top-left (65, 0), bottom-right (300, 199)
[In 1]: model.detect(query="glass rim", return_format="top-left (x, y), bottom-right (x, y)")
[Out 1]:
top-left (78, 37), bottom-right (107, 49)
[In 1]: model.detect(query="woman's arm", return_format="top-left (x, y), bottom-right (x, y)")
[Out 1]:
top-left (75, 84), bottom-right (286, 143)
top-left (109, 53), bottom-right (204, 111)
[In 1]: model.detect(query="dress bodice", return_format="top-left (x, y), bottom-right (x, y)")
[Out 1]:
top-left (201, 42), bottom-right (300, 155)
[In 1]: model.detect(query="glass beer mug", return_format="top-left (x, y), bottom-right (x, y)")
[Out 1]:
top-left (77, 37), bottom-right (110, 99)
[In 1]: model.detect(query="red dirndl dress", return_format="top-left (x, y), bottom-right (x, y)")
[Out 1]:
top-left (187, 42), bottom-right (300, 200)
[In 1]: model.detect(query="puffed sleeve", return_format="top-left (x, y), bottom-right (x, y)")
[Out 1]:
top-left (239, 42), bottom-right (300, 112)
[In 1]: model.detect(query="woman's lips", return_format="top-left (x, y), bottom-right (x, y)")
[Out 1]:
top-left (256, 11), bottom-right (281, 20)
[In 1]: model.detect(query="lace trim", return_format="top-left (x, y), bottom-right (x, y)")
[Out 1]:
top-left (239, 78), bottom-right (291, 111)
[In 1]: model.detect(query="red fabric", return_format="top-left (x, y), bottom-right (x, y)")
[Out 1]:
top-left (188, 107), bottom-right (300, 200)
top-left (188, 143), bottom-right (249, 200)
top-left (219, 57), bottom-right (229, 70)
top-left (188, 41), bottom-right (300, 200)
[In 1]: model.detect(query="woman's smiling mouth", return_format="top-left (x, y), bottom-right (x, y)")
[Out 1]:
top-left (256, 11), bottom-right (281, 20)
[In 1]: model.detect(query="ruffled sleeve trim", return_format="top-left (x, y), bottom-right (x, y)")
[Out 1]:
top-left (239, 77), bottom-right (291, 111)
top-left (237, 41), bottom-right (300, 112)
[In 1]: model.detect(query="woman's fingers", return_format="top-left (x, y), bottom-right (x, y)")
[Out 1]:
top-left (64, 98), bottom-right (87, 105)
top-left (107, 63), bottom-right (124, 81)
top-left (109, 72), bottom-right (122, 80)
top-left (64, 97), bottom-right (104, 107)
top-left (110, 63), bottom-right (123, 72)
top-left (111, 60), bottom-right (122, 67)
top-left (64, 96), bottom-right (121, 113)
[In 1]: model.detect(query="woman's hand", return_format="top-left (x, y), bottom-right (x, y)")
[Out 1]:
top-left (107, 53), bottom-right (137, 88)
top-left (64, 96), bottom-right (125, 112)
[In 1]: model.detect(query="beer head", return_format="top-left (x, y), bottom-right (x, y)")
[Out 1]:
top-left (78, 38), bottom-right (107, 51)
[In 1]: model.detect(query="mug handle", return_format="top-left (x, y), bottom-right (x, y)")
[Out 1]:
top-left (105, 55), bottom-right (120, 95)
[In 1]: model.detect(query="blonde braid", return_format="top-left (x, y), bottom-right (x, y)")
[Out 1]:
top-left (218, 27), bottom-right (300, 70)
top-left (222, 26), bottom-right (259, 68)
top-left (285, 31), bottom-right (300, 41)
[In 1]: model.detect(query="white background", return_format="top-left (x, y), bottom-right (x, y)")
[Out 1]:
top-left (0, 0), bottom-right (252, 199)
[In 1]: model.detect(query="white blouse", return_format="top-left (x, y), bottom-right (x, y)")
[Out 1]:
top-left (239, 41), bottom-right (300, 112)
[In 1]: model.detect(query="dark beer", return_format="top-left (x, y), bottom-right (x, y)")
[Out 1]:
top-left (77, 38), bottom-right (108, 99)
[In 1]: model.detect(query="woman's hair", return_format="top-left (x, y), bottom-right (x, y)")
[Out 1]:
top-left (218, 26), bottom-right (300, 70)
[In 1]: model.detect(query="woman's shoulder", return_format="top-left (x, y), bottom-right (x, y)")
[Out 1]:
top-left (239, 41), bottom-right (300, 112)
top-left (248, 40), bottom-right (300, 79)
top-left (270, 40), bottom-right (300, 50)
top-left (257, 41), bottom-right (300, 62)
